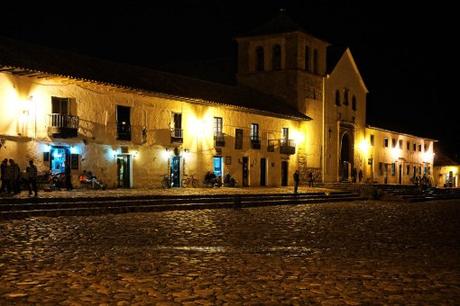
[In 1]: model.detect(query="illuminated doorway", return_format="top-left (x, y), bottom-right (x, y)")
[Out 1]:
top-left (170, 156), bottom-right (181, 187)
top-left (50, 146), bottom-right (69, 174)
top-left (117, 155), bottom-right (131, 188)
top-left (213, 156), bottom-right (223, 178)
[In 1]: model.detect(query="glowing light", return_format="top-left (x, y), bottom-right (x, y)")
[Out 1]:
top-left (161, 149), bottom-right (173, 161)
top-left (358, 139), bottom-right (369, 156)
top-left (291, 130), bottom-right (305, 145)
top-left (70, 146), bottom-right (79, 154)
top-left (188, 115), bottom-right (205, 138)
top-left (422, 151), bottom-right (434, 163)
top-left (42, 144), bottom-right (51, 152)
top-left (391, 147), bottom-right (400, 161)
top-left (131, 150), bottom-right (139, 159)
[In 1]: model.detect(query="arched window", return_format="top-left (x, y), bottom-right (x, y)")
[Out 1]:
top-left (352, 95), bottom-right (357, 111)
top-left (272, 44), bottom-right (281, 70)
top-left (335, 90), bottom-right (341, 106)
top-left (305, 45), bottom-right (310, 71)
top-left (343, 89), bottom-right (349, 105)
top-left (256, 46), bottom-right (264, 72)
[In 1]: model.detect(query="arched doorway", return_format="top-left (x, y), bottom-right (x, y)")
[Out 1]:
top-left (340, 133), bottom-right (352, 181)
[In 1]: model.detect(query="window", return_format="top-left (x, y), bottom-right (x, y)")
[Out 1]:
top-left (413, 143), bottom-right (416, 151)
top-left (370, 134), bottom-right (374, 146)
top-left (406, 165), bottom-right (410, 175)
top-left (384, 138), bottom-right (389, 148)
top-left (313, 49), bottom-right (319, 74)
top-left (418, 144), bottom-right (422, 152)
top-left (272, 44), bottom-right (281, 70)
top-left (392, 138), bottom-right (396, 148)
top-left (406, 141), bottom-right (410, 150)
top-left (378, 162), bottom-right (384, 176)
top-left (282, 127), bottom-right (289, 140)
top-left (235, 129), bottom-right (243, 150)
top-left (250, 123), bottom-right (259, 140)
top-left (214, 117), bottom-right (224, 146)
top-left (250, 123), bottom-right (260, 149)
top-left (343, 89), bottom-right (349, 105)
top-left (399, 139), bottom-right (403, 149)
top-left (214, 117), bottom-right (223, 135)
top-left (51, 97), bottom-right (69, 115)
top-left (256, 46), bottom-right (264, 71)
top-left (304, 45), bottom-right (310, 71)
top-left (391, 163), bottom-right (396, 176)
top-left (335, 90), bottom-right (341, 106)
top-left (171, 112), bottom-right (182, 141)
top-left (352, 95), bottom-right (357, 111)
top-left (116, 105), bottom-right (131, 141)
top-left (424, 143), bottom-right (428, 151)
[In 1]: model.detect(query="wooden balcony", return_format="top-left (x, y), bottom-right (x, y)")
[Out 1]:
top-left (214, 133), bottom-right (225, 147)
top-left (171, 128), bottom-right (183, 143)
top-left (48, 114), bottom-right (79, 138)
top-left (280, 139), bottom-right (296, 155)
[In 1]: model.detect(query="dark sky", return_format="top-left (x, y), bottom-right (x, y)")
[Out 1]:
top-left (1, 1), bottom-right (458, 157)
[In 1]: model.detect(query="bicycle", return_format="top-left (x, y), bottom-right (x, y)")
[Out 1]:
top-left (161, 174), bottom-right (171, 189)
top-left (181, 174), bottom-right (199, 188)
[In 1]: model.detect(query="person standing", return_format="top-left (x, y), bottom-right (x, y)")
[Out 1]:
top-left (293, 169), bottom-right (300, 194)
top-left (65, 161), bottom-right (72, 191)
top-left (0, 159), bottom-right (7, 193)
top-left (26, 160), bottom-right (38, 197)
top-left (9, 159), bottom-right (20, 194)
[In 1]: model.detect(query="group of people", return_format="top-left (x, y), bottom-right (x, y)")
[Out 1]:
top-left (79, 170), bottom-right (105, 189)
top-left (293, 170), bottom-right (315, 193)
top-left (204, 171), bottom-right (222, 187)
top-left (413, 174), bottom-right (432, 190)
top-left (0, 159), bottom-right (38, 197)
top-left (204, 171), bottom-right (238, 188)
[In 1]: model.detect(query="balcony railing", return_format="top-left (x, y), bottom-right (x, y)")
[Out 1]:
top-left (250, 136), bottom-right (261, 149)
top-left (280, 139), bottom-right (296, 155)
top-left (214, 133), bottom-right (225, 147)
top-left (171, 128), bottom-right (183, 143)
top-left (117, 122), bottom-right (131, 141)
top-left (48, 113), bottom-right (79, 138)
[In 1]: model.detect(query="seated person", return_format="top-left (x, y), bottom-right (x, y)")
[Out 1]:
top-left (204, 171), bottom-right (217, 187)
top-left (224, 173), bottom-right (236, 187)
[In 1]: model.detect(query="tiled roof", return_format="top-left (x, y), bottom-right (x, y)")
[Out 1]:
top-left (0, 36), bottom-right (310, 121)
top-left (434, 151), bottom-right (459, 166)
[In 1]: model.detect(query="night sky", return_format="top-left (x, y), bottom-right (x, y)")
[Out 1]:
top-left (1, 1), bottom-right (458, 158)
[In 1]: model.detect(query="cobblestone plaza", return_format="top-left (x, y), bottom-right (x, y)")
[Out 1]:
top-left (1, 199), bottom-right (459, 304)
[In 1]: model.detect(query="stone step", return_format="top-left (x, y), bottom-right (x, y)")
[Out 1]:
top-left (0, 192), bottom-right (359, 211)
top-left (0, 195), bottom-right (363, 219)
top-left (0, 191), bottom-right (353, 205)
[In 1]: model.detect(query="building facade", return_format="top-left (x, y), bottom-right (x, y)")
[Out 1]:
top-left (0, 15), bottom-right (435, 188)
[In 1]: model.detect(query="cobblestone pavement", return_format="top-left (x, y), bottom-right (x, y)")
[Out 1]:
top-left (1, 200), bottom-right (459, 305)
top-left (3, 186), bottom-right (335, 200)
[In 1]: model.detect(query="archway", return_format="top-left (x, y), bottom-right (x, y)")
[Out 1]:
top-left (339, 133), bottom-right (352, 181)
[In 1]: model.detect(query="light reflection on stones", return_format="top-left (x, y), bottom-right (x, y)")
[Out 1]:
top-left (0, 200), bottom-right (459, 304)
